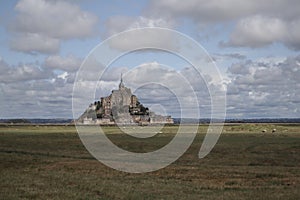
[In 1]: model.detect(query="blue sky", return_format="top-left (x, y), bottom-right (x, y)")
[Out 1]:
top-left (0, 0), bottom-right (299, 119)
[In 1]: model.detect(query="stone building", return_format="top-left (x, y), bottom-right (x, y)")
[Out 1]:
top-left (78, 75), bottom-right (174, 125)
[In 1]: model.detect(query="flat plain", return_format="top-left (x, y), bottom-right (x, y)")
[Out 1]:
top-left (0, 124), bottom-right (299, 199)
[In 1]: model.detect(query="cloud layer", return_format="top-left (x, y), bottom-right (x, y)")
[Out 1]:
top-left (0, 0), bottom-right (299, 119)
top-left (9, 0), bottom-right (98, 54)
top-left (1, 53), bottom-right (299, 118)
top-left (227, 55), bottom-right (300, 117)
top-left (147, 0), bottom-right (300, 50)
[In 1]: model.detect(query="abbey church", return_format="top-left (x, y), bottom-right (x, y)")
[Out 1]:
top-left (78, 76), bottom-right (174, 125)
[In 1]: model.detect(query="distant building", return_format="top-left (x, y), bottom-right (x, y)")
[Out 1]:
top-left (77, 75), bottom-right (174, 125)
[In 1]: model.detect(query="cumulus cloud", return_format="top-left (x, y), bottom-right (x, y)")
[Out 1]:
top-left (147, 0), bottom-right (300, 50)
top-left (105, 16), bottom-right (175, 37)
top-left (0, 59), bottom-right (53, 83)
top-left (13, 0), bottom-right (98, 38)
top-left (3, 55), bottom-right (298, 119)
top-left (45, 55), bottom-right (82, 72)
top-left (104, 16), bottom-right (177, 51)
top-left (0, 56), bottom-right (77, 118)
top-left (120, 62), bottom-right (218, 118)
top-left (0, 56), bottom-right (83, 118)
top-left (148, 0), bottom-right (300, 24)
top-left (108, 28), bottom-right (179, 52)
top-left (10, 33), bottom-right (60, 54)
top-left (228, 62), bottom-right (251, 75)
top-left (1, 80), bottom-right (74, 118)
top-left (212, 53), bottom-right (246, 62)
top-left (222, 15), bottom-right (300, 50)
top-left (10, 0), bottom-right (98, 54)
top-left (224, 15), bottom-right (286, 47)
top-left (226, 55), bottom-right (300, 118)
top-left (100, 67), bottom-right (129, 82)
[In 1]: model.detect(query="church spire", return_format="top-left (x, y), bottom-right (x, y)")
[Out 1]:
top-left (119, 73), bottom-right (124, 89)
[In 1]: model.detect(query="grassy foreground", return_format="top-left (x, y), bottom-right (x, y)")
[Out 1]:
top-left (0, 124), bottom-right (299, 199)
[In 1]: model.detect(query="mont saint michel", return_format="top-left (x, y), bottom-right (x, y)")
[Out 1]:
top-left (77, 76), bottom-right (174, 125)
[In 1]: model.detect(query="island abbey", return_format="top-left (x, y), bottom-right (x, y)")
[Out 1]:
top-left (78, 76), bottom-right (174, 125)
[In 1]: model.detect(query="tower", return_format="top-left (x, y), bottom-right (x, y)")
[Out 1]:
top-left (119, 73), bottom-right (124, 89)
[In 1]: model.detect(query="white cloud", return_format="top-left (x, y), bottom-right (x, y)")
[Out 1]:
top-left (228, 62), bottom-right (251, 75)
top-left (108, 28), bottom-right (179, 51)
top-left (148, 0), bottom-right (300, 23)
top-left (120, 62), bottom-right (216, 118)
top-left (0, 59), bottom-right (53, 83)
top-left (45, 54), bottom-right (82, 72)
top-left (10, 0), bottom-right (98, 54)
top-left (13, 0), bottom-right (98, 39)
top-left (10, 33), bottom-right (60, 54)
top-left (57, 71), bottom-right (68, 80)
top-left (104, 16), bottom-right (177, 51)
top-left (2, 55), bottom-right (298, 118)
top-left (226, 55), bottom-right (300, 118)
top-left (105, 16), bottom-right (175, 37)
top-left (0, 56), bottom-right (80, 118)
top-left (100, 67), bottom-right (128, 82)
top-left (147, 0), bottom-right (300, 50)
top-left (285, 19), bottom-right (300, 50)
top-left (0, 80), bottom-right (74, 118)
top-left (223, 15), bottom-right (300, 50)
top-left (212, 53), bottom-right (246, 61)
top-left (225, 15), bottom-right (287, 47)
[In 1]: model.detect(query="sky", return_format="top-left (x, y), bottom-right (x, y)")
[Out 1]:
top-left (0, 0), bottom-right (299, 119)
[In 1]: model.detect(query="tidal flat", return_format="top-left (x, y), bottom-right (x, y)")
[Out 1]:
top-left (0, 124), bottom-right (299, 199)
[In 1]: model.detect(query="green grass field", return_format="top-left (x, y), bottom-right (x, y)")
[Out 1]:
top-left (0, 124), bottom-right (299, 199)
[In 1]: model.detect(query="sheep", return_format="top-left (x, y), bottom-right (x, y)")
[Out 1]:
top-left (272, 129), bottom-right (277, 133)
top-left (262, 129), bottom-right (267, 133)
